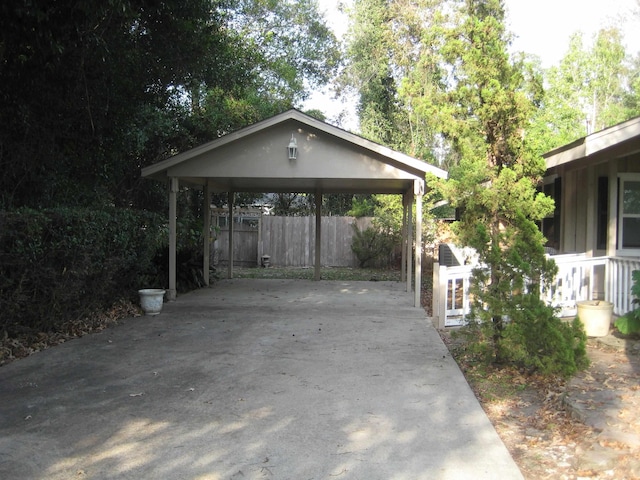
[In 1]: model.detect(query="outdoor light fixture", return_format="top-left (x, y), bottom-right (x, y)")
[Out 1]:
top-left (287, 134), bottom-right (298, 160)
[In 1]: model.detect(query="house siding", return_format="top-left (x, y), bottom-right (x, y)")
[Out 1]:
top-left (555, 155), bottom-right (640, 256)
top-left (561, 168), bottom-right (588, 253)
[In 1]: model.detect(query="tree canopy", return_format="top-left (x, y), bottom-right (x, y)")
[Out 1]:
top-left (0, 0), bottom-right (340, 209)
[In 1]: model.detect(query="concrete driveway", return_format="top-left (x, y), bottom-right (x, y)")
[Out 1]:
top-left (0, 279), bottom-right (523, 479)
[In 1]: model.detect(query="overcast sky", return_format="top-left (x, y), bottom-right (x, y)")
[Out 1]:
top-left (307, 0), bottom-right (640, 128)
top-left (505, 0), bottom-right (640, 67)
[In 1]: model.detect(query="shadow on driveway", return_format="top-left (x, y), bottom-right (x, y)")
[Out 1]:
top-left (0, 279), bottom-right (523, 479)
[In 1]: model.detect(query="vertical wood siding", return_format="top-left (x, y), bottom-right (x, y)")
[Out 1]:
top-left (214, 216), bottom-right (374, 267)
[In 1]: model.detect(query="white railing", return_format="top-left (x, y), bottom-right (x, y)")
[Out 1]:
top-left (433, 255), bottom-right (639, 328)
top-left (608, 257), bottom-right (640, 315)
top-left (543, 254), bottom-right (608, 317)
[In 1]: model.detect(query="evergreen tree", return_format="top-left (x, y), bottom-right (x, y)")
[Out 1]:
top-left (431, 0), bottom-right (587, 375)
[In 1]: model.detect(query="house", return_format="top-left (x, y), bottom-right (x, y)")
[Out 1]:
top-left (542, 115), bottom-right (640, 258)
top-left (433, 116), bottom-right (640, 328)
top-left (542, 116), bottom-right (640, 315)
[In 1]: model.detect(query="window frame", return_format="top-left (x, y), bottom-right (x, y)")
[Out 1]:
top-left (617, 173), bottom-right (640, 255)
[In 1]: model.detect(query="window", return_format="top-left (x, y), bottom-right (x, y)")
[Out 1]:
top-left (620, 175), bottom-right (640, 249)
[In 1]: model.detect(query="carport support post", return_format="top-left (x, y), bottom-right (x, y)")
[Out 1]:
top-left (203, 183), bottom-right (211, 286)
top-left (228, 191), bottom-right (234, 279)
top-left (314, 191), bottom-right (322, 281)
top-left (401, 194), bottom-right (408, 283)
top-left (414, 180), bottom-right (424, 308)
top-left (168, 177), bottom-right (178, 301)
top-left (406, 190), bottom-right (413, 293)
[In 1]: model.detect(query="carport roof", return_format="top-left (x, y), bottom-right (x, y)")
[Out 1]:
top-left (142, 109), bottom-right (447, 194)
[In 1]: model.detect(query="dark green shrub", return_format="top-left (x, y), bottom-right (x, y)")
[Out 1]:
top-left (350, 223), bottom-right (396, 268)
top-left (614, 270), bottom-right (640, 336)
top-left (460, 294), bottom-right (589, 378)
top-left (0, 207), bottom-right (167, 334)
top-left (501, 299), bottom-right (589, 377)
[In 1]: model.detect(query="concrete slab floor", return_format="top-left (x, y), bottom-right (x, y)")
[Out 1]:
top-left (0, 279), bottom-right (523, 480)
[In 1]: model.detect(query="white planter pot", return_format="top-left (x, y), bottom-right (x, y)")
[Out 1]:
top-left (577, 300), bottom-right (613, 337)
top-left (138, 289), bottom-right (166, 316)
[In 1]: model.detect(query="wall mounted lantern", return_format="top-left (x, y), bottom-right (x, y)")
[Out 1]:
top-left (287, 134), bottom-right (298, 160)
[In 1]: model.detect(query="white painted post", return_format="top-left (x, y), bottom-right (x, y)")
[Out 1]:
top-left (257, 210), bottom-right (263, 267)
top-left (228, 191), bottom-right (234, 279)
top-left (168, 177), bottom-right (178, 301)
top-left (414, 180), bottom-right (424, 308)
top-left (438, 264), bottom-right (448, 328)
top-left (314, 191), bottom-right (322, 281)
top-left (432, 261), bottom-right (440, 327)
top-left (401, 193), bottom-right (407, 283)
top-left (203, 183), bottom-right (211, 286)
top-left (406, 190), bottom-right (413, 293)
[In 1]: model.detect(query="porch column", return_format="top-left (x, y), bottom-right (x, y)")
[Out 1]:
top-left (607, 161), bottom-right (618, 257)
top-left (401, 193), bottom-right (408, 283)
top-left (227, 191), bottom-right (234, 279)
top-left (406, 189), bottom-right (413, 293)
top-left (168, 177), bottom-right (178, 301)
top-left (203, 183), bottom-right (211, 286)
top-left (414, 180), bottom-right (424, 308)
top-left (314, 191), bottom-right (322, 281)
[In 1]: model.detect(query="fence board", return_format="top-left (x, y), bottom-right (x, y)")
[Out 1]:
top-left (215, 223), bottom-right (259, 267)
top-left (213, 216), bottom-right (375, 267)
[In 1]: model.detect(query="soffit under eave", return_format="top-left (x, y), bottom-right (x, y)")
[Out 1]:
top-left (546, 137), bottom-right (640, 175)
top-left (545, 116), bottom-right (640, 172)
top-left (149, 173), bottom-right (424, 195)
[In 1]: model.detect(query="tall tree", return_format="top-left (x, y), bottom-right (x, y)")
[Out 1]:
top-left (343, 0), bottom-right (401, 146)
top-left (342, 0), bottom-right (445, 162)
top-left (431, 0), bottom-right (586, 375)
top-left (533, 28), bottom-right (636, 152)
top-left (0, 0), bottom-right (340, 209)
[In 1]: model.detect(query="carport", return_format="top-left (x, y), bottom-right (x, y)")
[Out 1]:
top-left (142, 109), bottom-right (447, 306)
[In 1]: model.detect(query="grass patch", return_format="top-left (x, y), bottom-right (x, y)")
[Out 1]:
top-left (231, 266), bottom-right (401, 282)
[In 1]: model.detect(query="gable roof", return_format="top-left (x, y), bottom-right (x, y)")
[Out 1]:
top-left (142, 109), bottom-right (447, 194)
top-left (544, 116), bottom-right (640, 171)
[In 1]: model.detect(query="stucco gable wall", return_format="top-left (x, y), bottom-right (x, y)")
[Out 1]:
top-left (165, 121), bottom-right (418, 181)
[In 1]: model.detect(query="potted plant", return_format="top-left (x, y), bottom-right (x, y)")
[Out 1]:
top-left (138, 289), bottom-right (166, 316)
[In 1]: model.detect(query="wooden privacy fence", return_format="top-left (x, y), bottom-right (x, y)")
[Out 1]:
top-left (213, 215), bottom-right (375, 268)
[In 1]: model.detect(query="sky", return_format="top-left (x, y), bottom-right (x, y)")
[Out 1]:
top-left (305, 0), bottom-right (640, 130)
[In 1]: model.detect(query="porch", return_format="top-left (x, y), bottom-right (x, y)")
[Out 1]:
top-left (432, 254), bottom-right (640, 329)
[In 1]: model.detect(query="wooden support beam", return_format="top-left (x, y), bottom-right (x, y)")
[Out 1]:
top-left (228, 191), bottom-right (234, 279)
top-left (168, 177), bottom-right (178, 300)
top-left (314, 191), bottom-right (322, 281)
top-left (203, 183), bottom-right (211, 286)
top-left (406, 190), bottom-right (413, 293)
top-left (414, 180), bottom-right (424, 308)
